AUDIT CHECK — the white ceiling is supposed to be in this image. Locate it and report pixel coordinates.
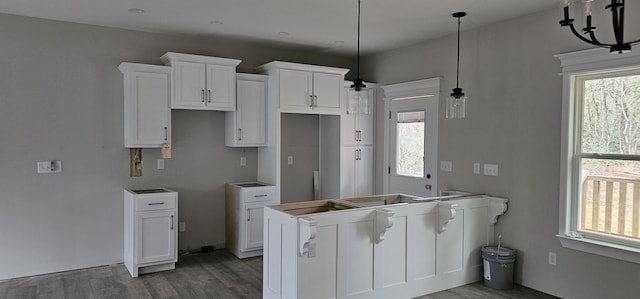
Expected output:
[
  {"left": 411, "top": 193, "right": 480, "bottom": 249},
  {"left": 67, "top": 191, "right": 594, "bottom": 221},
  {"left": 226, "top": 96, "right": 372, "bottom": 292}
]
[{"left": 0, "top": 0, "right": 560, "bottom": 55}]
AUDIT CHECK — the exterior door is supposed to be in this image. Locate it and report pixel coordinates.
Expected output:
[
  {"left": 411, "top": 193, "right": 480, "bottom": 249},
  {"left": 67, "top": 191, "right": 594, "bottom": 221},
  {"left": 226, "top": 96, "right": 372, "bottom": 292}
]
[{"left": 388, "top": 97, "right": 438, "bottom": 197}]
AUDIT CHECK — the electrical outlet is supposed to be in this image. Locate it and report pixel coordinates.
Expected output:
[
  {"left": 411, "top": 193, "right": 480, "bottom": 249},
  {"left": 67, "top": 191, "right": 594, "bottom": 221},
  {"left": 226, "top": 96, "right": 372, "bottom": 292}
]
[
  {"left": 440, "top": 161, "right": 452, "bottom": 172},
  {"left": 157, "top": 159, "right": 165, "bottom": 169},
  {"left": 287, "top": 156, "right": 294, "bottom": 165},
  {"left": 484, "top": 164, "right": 498, "bottom": 176},
  {"left": 240, "top": 156, "right": 246, "bottom": 166},
  {"left": 548, "top": 252, "right": 557, "bottom": 266},
  {"left": 179, "top": 222, "right": 186, "bottom": 232},
  {"left": 37, "top": 161, "right": 62, "bottom": 174},
  {"left": 473, "top": 163, "right": 480, "bottom": 174}
]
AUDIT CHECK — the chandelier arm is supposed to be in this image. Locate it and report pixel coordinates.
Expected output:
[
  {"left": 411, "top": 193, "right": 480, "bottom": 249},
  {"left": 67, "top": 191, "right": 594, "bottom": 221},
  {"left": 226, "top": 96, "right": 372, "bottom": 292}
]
[
  {"left": 611, "top": 4, "right": 624, "bottom": 45},
  {"left": 568, "top": 23, "right": 601, "bottom": 46}
]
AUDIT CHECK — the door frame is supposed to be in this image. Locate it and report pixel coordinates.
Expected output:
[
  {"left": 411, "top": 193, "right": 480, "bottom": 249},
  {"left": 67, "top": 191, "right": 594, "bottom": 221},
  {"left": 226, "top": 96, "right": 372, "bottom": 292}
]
[{"left": 380, "top": 78, "right": 441, "bottom": 195}]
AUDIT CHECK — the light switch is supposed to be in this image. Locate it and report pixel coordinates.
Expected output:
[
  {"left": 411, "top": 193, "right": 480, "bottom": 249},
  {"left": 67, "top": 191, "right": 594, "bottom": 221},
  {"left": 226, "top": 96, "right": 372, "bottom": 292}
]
[
  {"left": 440, "top": 161, "right": 452, "bottom": 172},
  {"left": 473, "top": 163, "right": 480, "bottom": 174},
  {"left": 240, "top": 156, "right": 246, "bottom": 166},
  {"left": 288, "top": 156, "right": 293, "bottom": 165}
]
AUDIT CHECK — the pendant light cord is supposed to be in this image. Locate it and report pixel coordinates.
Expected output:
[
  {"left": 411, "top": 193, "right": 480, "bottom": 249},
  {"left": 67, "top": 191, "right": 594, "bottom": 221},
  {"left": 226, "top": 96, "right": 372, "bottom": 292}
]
[
  {"left": 455, "top": 15, "right": 461, "bottom": 89},
  {"left": 357, "top": 0, "right": 361, "bottom": 79}
]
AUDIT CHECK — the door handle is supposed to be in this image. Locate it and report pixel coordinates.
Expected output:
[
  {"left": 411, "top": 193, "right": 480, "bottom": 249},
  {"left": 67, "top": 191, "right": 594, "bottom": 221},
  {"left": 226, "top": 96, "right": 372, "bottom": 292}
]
[
  {"left": 201, "top": 89, "right": 205, "bottom": 103},
  {"left": 425, "top": 184, "right": 432, "bottom": 190},
  {"left": 207, "top": 89, "right": 212, "bottom": 103},
  {"left": 170, "top": 215, "right": 174, "bottom": 230}
]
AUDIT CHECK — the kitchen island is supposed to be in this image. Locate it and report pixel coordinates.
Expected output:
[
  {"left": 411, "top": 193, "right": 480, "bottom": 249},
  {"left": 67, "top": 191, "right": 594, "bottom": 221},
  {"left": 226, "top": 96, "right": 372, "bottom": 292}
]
[{"left": 263, "top": 193, "right": 508, "bottom": 299}]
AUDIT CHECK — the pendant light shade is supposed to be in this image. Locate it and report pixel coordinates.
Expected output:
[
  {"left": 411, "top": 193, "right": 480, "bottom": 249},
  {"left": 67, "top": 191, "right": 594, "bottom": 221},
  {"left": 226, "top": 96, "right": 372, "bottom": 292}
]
[
  {"left": 348, "top": 0, "right": 368, "bottom": 115},
  {"left": 446, "top": 12, "right": 468, "bottom": 119}
]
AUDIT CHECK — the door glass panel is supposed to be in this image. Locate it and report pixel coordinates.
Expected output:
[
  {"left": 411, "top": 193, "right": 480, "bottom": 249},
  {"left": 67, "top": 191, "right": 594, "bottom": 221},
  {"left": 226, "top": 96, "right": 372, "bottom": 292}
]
[{"left": 396, "top": 111, "right": 425, "bottom": 177}]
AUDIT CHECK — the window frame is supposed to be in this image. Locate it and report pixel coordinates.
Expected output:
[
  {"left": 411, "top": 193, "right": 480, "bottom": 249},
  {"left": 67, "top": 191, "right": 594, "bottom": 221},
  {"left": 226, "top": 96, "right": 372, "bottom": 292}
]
[{"left": 557, "top": 48, "right": 640, "bottom": 263}]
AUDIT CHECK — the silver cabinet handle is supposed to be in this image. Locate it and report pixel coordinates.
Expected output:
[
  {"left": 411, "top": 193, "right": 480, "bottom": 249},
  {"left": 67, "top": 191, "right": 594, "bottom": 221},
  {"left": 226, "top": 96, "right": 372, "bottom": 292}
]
[
  {"left": 247, "top": 209, "right": 251, "bottom": 221},
  {"left": 309, "top": 95, "right": 314, "bottom": 108},
  {"left": 170, "top": 215, "right": 174, "bottom": 230},
  {"left": 254, "top": 194, "right": 268, "bottom": 197},
  {"left": 201, "top": 89, "right": 205, "bottom": 103},
  {"left": 148, "top": 202, "right": 165, "bottom": 206},
  {"left": 314, "top": 95, "right": 318, "bottom": 108},
  {"left": 207, "top": 89, "right": 212, "bottom": 103},
  {"left": 164, "top": 127, "right": 168, "bottom": 142},
  {"left": 238, "top": 128, "right": 242, "bottom": 141}
]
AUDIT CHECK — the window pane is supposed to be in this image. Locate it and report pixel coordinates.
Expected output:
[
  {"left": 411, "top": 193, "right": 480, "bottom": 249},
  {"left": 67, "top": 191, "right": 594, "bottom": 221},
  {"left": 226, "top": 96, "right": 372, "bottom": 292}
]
[
  {"left": 579, "top": 158, "right": 640, "bottom": 240},
  {"left": 396, "top": 111, "right": 424, "bottom": 177},
  {"left": 581, "top": 74, "right": 640, "bottom": 154}
]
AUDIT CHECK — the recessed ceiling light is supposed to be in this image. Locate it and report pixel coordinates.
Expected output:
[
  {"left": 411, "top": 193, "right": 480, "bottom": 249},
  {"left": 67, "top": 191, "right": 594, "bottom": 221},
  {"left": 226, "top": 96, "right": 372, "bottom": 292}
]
[
  {"left": 128, "top": 8, "right": 145, "bottom": 14},
  {"left": 277, "top": 32, "right": 290, "bottom": 36},
  {"left": 210, "top": 20, "right": 224, "bottom": 25}
]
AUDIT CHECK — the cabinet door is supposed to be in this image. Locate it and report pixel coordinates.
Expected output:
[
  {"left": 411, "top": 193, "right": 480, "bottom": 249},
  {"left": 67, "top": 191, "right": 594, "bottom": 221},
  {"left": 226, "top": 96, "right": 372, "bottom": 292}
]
[
  {"left": 357, "top": 88, "right": 375, "bottom": 146},
  {"left": 173, "top": 61, "right": 207, "bottom": 108},
  {"left": 340, "top": 147, "right": 357, "bottom": 198},
  {"left": 136, "top": 210, "right": 176, "bottom": 264},
  {"left": 243, "top": 202, "right": 267, "bottom": 251},
  {"left": 280, "top": 69, "right": 313, "bottom": 110},
  {"left": 313, "top": 72, "right": 342, "bottom": 110},
  {"left": 236, "top": 79, "right": 266, "bottom": 145},
  {"left": 125, "top": 70, "right": 170, "bottom": 147},
  {"left": 206, "top": 64, "right": 236, "bottom": 110},
  {"left": 356, "top": 147, "right": 374, "bottom": 197}
]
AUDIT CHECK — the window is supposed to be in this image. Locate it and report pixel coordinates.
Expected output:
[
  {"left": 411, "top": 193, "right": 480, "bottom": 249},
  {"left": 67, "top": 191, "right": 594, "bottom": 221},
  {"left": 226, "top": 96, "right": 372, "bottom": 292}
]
[
  {"left": 557, "top": 48, "right": 640, "bottom": 263},
  {"left": 396, "top": 111, "right": 425, "bottom": 177}
]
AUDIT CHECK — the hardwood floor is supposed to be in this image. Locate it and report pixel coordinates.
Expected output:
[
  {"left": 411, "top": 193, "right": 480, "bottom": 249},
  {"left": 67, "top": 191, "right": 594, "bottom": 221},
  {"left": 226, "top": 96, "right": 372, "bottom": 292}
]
[{"left": 0, "top": 250, "right": 556, "bottom": 299}]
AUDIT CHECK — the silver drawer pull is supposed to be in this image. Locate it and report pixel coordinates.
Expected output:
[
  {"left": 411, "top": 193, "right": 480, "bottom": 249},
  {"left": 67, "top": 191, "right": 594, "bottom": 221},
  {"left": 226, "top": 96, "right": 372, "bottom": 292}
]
[
  {"left": 254, "top": 194, "right": 268, "bottom": 197},
  {"left": 148, "top": 202, "right": 165, "bottom": 206}
]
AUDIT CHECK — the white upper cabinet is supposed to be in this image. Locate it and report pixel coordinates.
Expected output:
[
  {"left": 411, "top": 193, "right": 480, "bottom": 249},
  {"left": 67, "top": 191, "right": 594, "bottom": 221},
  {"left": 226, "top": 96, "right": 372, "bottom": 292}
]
[
  {"left": 160, "top": 52, "right": 241, "bottom": 111},
  {"left": 226, "top": 74, "right": 268, "bottom": 147},
  {"left": 258, "top": 61, "right": 348, "bottom": 115},
  {"left": 343, "top": 85, "right": 375, "bottom": 146},
  {"left": 119, "top": 63, "right": 171, "bottom": 148}
]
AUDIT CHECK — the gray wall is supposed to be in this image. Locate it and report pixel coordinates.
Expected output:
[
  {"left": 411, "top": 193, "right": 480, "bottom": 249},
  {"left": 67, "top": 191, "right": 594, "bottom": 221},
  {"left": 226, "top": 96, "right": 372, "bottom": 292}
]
[
  {"left": 0, "top": 13, "right": 354, "bottom": 279},
  {"left": 280, "top": 113, "right": 319, "bottom": 203},
  {"left": 364, "top": 7, "right": 640, "bottom": 299}
]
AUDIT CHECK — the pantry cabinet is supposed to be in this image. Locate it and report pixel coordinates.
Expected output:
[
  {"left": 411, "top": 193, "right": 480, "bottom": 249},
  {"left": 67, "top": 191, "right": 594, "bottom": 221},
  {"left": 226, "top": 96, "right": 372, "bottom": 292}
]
[
  {"left": 226, "top": 74, "right": 268, "bottom": 147},
  {"left": 124, "top": 188, "right": 178, "bottom": 277},
  {"left": 340, "top": 146, "right": 374, "bottom": 197},
  {"left": 342, "top": 86, "right": 375, "bottom": 146},
  {"left": 118, "top": 63, "right": 171, "bottom": 148},
  {"left": 258, "top": 61, "right": 348, "bottom": 115},
  {"left": 160, "top": 52, "right": 241, "bottom": 111}
]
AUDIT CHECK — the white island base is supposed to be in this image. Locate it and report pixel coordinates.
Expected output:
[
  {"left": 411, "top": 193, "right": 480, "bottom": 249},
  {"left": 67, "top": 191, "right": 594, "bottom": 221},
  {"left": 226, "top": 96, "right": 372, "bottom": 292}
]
[{"left": 263, "top": 194, "right": 508, "bottom": 299}]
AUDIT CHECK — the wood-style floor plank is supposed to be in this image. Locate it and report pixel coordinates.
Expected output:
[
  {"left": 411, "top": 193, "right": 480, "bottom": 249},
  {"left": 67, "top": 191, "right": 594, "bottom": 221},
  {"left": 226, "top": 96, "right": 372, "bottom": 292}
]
[{"left": 0, "top": 250, "right": 556, "bottom": 299}]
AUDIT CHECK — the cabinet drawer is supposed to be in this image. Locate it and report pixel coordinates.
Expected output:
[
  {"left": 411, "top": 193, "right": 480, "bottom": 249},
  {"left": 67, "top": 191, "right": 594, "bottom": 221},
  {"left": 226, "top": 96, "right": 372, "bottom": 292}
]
[
  {"left": 242, "top": 187, "right": 276, "bottom": 203},
  {"left": 136, "top": 194, "right": 177, "bottom": 211}
]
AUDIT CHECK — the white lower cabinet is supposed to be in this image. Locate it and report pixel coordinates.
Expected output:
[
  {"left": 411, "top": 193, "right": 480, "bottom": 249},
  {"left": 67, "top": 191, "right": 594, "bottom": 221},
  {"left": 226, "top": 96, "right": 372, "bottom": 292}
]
[
  {"left": 226, "top": 183, "right": 278, "bottom": 258},
  {"left": 124, "top": 188, "right": 178, "bottom": 277},
  {"left": 341, "top": 146, "right": 374, "bottom": 198}
]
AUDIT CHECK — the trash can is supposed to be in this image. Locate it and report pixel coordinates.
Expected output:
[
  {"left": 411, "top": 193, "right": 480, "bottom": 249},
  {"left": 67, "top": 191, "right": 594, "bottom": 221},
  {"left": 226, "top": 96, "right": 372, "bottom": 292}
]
[{"left": 481, "top": 246, "right": 516, "bottom": 290}]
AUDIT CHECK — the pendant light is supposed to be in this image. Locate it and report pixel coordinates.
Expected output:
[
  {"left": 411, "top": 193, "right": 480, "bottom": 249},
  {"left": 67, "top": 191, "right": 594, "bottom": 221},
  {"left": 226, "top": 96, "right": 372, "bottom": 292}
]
[
  {"left": 348, "top": 0, "right": 369, "bottom": 115},
  {"left": 446, "top": 12, "right": 468, "bottom": 119}
]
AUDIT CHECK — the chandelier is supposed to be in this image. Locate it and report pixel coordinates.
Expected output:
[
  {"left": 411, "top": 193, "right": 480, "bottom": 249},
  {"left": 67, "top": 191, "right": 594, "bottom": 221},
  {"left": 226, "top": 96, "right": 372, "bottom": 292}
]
[{"left": 560, "top": 0, "right": 640, "bottom": 54}]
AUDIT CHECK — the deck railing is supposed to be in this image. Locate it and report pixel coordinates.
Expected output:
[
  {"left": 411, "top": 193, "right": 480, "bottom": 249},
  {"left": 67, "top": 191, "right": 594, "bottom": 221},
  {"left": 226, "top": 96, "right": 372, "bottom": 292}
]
[{"left": 581, "top": 175, "right": 640, "bottom": 239}]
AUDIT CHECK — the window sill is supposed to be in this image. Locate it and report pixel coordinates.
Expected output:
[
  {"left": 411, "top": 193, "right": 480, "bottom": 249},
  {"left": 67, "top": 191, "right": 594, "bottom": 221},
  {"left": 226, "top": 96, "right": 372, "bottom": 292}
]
[{"left": 557, "top": 234, "right": 640, "bottom": 264}]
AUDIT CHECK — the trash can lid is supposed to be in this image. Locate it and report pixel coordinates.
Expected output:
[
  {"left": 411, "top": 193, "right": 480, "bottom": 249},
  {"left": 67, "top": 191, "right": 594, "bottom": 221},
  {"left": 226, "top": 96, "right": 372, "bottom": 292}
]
[{"left": 482, "top": 246, "right": 516, "bottom": 257}]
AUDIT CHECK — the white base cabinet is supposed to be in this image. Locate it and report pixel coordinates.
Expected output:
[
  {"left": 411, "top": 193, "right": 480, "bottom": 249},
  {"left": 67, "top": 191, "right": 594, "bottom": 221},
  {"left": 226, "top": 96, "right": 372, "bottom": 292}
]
[
  {"left": 118, "top": 63, "right": 171, "bottom": 148},
  {"left": 263, "top": 195, "right": 508, "bottom": 299},
  {"left": 225, "top": 183, "right": 278, "bottom": 258},
  {"left": 124, "top": 188, "right": 178, "bottom": 277}
]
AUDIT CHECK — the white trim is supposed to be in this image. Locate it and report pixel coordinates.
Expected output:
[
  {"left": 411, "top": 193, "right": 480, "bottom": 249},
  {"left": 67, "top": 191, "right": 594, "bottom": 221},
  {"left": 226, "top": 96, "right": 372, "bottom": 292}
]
[
  {"left": 557, "top": 47, "right": 640, "bottom": 263},
  {"left": 381, "top": 78, "right": 440, "bottom": 195}
]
